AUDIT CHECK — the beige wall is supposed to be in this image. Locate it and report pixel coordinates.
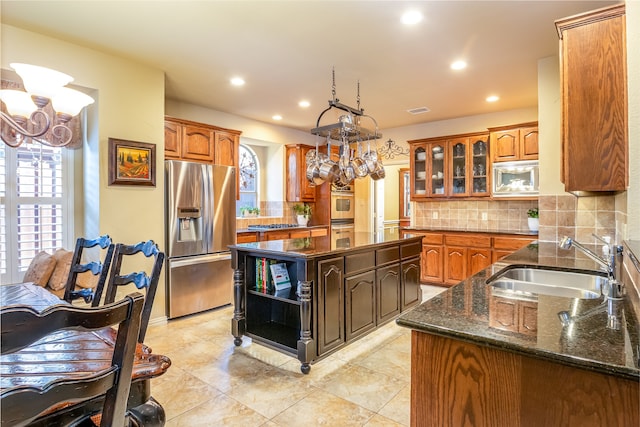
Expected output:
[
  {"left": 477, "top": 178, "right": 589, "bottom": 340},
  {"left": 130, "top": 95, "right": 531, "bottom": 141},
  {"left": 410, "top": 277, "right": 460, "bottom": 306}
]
[
  {"left": 537, "top": 56, "right": 564, "bottom": 195},
  {"left": 627, "top": 1, "right": 639, "bottom": 239},
  {"left": 2, "top": 25, "right": 166, "bottom": 319}
]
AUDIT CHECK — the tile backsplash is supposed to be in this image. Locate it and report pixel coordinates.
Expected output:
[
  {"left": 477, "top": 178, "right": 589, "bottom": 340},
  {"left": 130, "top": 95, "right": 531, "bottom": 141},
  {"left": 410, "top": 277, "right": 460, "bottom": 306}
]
[
  {"left": 537, "top": 194, "right": 623, "bottom": 245},
  {"left": 412, "top": 200, "right": 538, "bottom": 233}
]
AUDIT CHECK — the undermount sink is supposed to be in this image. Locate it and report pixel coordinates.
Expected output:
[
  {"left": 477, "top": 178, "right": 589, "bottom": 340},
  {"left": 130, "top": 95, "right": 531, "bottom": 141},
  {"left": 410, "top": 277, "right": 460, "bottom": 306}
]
[{"left": 487, "top": 266, "right": 606, "bottom": 300}]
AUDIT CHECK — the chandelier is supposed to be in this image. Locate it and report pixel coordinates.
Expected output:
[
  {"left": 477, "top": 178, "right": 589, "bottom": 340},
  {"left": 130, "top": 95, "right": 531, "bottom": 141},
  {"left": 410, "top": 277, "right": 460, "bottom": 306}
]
[
  {"left": 378, "top": 138, "right": 409, "bottom": 160},
  {"left": 308, "top": 69, "right": 385, "bottom": 186},
  {"left": 0, "top": 63, "right": 94, "bottom": 148}
]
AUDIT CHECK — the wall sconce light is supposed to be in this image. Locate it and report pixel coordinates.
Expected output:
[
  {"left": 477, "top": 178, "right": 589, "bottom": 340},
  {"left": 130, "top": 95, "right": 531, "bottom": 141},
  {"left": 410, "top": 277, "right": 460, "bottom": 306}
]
[
  {"left": 0, "top": 63, "right": 94, "bottom": 148},
  {"left": 378, "top": 138, "right": 409, "bottom": 160}
]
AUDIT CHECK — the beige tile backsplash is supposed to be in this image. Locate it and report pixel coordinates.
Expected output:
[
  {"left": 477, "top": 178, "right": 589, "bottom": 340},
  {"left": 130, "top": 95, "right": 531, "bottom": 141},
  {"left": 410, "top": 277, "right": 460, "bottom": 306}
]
[
  {"left": 412, "top": 200, "right": 538, "bottom": 233},
  {"left": 537, "top": 194, "right": 625, "bottom": 245}
]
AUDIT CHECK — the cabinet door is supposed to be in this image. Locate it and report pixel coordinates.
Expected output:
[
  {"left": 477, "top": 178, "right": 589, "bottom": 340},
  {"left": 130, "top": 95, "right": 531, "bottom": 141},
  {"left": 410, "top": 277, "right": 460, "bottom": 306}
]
[
  {"left": 376, "top": 264, "right": 401, "bottom": 324},
  {"left": 164, "top": 121, "right": 181, "bottom": 159},
  {"left": 428, "top": 142, "right": 447, "bottom": 197},
  {"left": 215, "top": 130, "right": 240, "bottom": 199},
  {"left": 286, "top": 145, "right": 316, "bottom": 202},
  {"left": 181, "top": 124, "right": 215, "bottom": 162},
  {"left": 345, "top": 270, "right": 376, "bottom": 342},
  {"left": 470, "top": 135, "right": 490, "bottom": 196},
  {"left": 214, "top": 131, "right": 238, "bottom": 167},
  {"left": 264, "top": 230, "right": 290, "bottom": 241},
  {"left": 401, "top": 257, "right": 421, "bottom": 310},
  {"left": 449, "top": 138, "right": 469, "bottom": 197},
  {"left": 520, "top": 127, "right": 539, "bottom": 160},
  {"left": 237, "top": 232, "right": 258, "bottom": 243},
  {"left": 468, "top": 248, "right": 491, "bottom": 277},
  {"left": 421, "top": 244, "right": 443, "bottom": 283},
  {"left": 410, "top": 144, "right": 428, "bottom": 199},
  {"left": 444, "top": 246, "right": 467, "bottom": 285},
  {"left": 557, "top": 4, "right": 627, "bottom": 192},
  {"left": 490, "top": 130, "right": 519, "bottom": 162},
  {"left": 317, "top": 257, "right": 344, "bottom": 355}
]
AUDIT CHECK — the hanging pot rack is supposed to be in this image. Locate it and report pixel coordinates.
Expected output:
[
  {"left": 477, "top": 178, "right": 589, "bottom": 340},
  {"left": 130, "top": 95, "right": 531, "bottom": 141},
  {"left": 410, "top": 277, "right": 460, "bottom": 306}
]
[{"left": 306, "top": 68, "right": 385, "bottom": 186}]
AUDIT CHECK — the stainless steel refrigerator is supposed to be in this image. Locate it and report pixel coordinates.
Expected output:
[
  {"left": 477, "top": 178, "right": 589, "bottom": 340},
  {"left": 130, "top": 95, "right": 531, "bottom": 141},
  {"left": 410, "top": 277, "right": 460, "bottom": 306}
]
[{"left": 165, "top": 160, "right": 236, "bottom": 318}]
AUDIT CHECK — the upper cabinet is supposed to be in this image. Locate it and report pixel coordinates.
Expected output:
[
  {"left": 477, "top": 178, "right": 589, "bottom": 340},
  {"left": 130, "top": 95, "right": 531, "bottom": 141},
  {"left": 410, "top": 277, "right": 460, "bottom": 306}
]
[
  {"left": 489, "top": 122, "right": 538, "bottom": 163},
  {"left": 286, "top": 144, "right": 316, "bottom": 202},
  {"left": 164, "top": 116, "right": 242, "bottom": 197},
  {"left": 556, "top": 4, "right": 627, "bottom": 192},
  {"left": 409, "top": 133, "right": 489, "bottom": 200}
]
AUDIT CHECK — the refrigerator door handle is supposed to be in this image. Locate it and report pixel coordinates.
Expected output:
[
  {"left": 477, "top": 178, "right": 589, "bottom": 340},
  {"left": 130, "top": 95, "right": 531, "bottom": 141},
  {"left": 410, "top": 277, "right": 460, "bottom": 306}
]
[{"left": 169, "top": 252, "right": 231, "bottom": 268}]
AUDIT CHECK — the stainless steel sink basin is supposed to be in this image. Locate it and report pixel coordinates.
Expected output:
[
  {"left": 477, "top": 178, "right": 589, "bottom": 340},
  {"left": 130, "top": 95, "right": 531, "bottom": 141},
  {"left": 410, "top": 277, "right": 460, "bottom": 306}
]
[{"left": 487, "top": 266, "right": 606, "bottom": 300}]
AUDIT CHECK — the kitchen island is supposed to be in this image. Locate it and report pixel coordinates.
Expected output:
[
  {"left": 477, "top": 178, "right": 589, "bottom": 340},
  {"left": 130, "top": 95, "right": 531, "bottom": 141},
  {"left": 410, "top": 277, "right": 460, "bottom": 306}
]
[
  {"left": 397, "top": 241, "right": 639, "bottom": 426},
  {"left": 230, "top": 231, "right": 423, "bottom": 373}
]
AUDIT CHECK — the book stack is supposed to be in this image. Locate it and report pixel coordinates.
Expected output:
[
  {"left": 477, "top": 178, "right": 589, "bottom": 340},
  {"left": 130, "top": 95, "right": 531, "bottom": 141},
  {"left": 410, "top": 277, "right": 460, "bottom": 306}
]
[
  {"left": 255, "top": 258, "right": 292, "bottom": 297},
  {"left": 255, "top": 258, "right": 275, "bottom": 293}
]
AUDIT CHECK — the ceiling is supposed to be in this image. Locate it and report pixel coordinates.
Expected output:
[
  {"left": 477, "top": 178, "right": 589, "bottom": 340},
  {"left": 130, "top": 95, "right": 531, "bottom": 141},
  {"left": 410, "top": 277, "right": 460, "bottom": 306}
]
[{"left": 1, "top": 0, "right": 618, "bottom": 133}]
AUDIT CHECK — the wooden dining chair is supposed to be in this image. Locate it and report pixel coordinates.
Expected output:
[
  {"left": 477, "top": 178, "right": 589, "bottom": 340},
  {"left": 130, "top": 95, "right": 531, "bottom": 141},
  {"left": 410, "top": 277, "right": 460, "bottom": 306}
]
[
  {"left": 63, "top": 234, "right": 115, "bottom": 304},
  {"left": 93, "top": 240, "right": 165, "bottom": 343},
  {"left": 0, "top": 292, "right": 144, "bottom": 427}
]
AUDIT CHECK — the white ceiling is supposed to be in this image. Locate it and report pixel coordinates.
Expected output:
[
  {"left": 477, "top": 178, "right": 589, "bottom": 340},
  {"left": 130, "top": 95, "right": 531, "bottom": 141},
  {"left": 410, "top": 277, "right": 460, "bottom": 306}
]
[{"left": 1, "top": 0, "right": 618, "bottom": 132}]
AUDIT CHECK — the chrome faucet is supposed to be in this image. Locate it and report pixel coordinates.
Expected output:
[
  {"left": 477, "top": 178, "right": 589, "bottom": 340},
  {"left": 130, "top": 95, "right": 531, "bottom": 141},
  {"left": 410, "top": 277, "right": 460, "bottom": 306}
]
[{"left": 558, "top": 234, "right": 624, "bottom": 299}]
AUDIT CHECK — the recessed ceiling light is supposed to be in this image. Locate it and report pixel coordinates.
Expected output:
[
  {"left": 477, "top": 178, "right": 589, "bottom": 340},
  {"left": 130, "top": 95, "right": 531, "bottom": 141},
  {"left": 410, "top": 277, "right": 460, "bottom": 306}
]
[
  {"left": 230, "top": 77, "right": 245, "bottom": 86},
  {"left": 298, "top": 100, "right": 310, "bottom": 108},
  {"left": 272, "top": 115, "right": 282, "bottom": 121},
  {"left": 451, "top": 60, "right": 467, "bottom": 70},
  {"left": 401, "top": 10, "right": 423, "bottom": 25},
  {"left": 486, "top": 95, "right": 499, "bottom": 103},
  {"left": 407, "top": 107, "right": 430, "bottom": 115}
]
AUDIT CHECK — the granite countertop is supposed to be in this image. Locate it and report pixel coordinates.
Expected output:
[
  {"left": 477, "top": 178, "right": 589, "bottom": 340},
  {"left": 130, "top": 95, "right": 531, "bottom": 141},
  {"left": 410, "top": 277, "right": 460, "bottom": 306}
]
[
  {"left": 401, "top": 226, "right": 539, "bottom": 237},
  {"left": 230, "top": 229, "right": 420, "bottom": 258},
  {"left": 397, "top": 241, "right": 640, "bottom": 381}
]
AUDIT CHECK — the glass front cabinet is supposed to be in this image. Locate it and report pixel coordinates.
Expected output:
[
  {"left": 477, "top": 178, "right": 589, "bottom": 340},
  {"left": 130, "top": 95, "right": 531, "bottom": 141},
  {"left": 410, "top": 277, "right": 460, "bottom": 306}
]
[{"left": 409, "top": 133, "right": 489, "bottom": 200}]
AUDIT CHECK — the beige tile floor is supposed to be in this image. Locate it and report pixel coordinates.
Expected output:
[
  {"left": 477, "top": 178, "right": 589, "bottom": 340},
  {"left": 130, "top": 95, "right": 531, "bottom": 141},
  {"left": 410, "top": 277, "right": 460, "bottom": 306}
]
[{"left": 145, "top": 285, "right": 445, "bottom": 426}]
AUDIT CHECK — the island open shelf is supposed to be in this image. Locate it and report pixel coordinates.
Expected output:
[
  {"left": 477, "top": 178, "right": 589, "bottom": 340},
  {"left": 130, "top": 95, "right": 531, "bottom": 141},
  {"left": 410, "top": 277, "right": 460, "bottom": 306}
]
[{"left": 230, "top": 232, "right": 423, "bottom": 373}]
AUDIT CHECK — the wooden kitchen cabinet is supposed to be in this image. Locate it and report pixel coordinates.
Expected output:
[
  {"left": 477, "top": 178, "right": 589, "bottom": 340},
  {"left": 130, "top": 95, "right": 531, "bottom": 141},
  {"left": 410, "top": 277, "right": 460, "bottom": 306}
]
[
  {"left": 164, "top": 120, "right": 181, "bottom": 159},
  {"left": 489, "top": 122, "right": 538, "bottom": 163},
  {"left": 286, "top": 144, "right": 316, "bottom": 202},
  {"left": 316, "top": 257, "right": 345, "bottom": 355},
  {"left": 164, "top": 116, "right": 242, "bottom": 197},
  {"left": 376, "top": 264, "right": 401, "bottom": 324},
  {"left": 214, "top": 130, "right": 239, "bottom": 168},
  {"left": 181, "top": 123, "right": 215, "bottom": 162},
  {"left": 492, "top": 236, "right": 534, "bottom": 263},
  {"left": 409, "top": 132, "right": 489, "bottom": 199},
  {"left": 237, "top": 232, "right": 258, "bottom": 243},
  {"left": 345, "top": 271, "right": 376, "bottom": 341},
  {"left": 556, "top": 4, "right": 627, "bottom": 192},
  {"left": 401, "top": 230, "right": 534, "bottom": 287}
]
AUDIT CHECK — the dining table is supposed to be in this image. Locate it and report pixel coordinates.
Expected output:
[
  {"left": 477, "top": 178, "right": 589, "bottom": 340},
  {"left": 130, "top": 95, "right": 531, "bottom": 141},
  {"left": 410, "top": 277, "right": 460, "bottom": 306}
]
[{"left": 0, "top": 282, "right": 171, "bottom": 426}]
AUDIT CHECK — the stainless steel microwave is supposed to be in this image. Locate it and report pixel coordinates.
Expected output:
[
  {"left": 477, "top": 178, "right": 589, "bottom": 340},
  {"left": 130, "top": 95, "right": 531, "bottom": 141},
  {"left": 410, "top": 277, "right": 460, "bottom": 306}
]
[{"left": 492, "top": 160, "right": 539, "bottom": 197}]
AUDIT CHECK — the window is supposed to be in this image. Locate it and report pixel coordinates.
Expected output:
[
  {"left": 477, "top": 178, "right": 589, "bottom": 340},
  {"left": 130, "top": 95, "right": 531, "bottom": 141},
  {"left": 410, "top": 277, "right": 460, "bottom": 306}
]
[
  {"left": 0, "top": 143, "right": 74, "bottom": 284},
  {"left": 237, "top": 144, "right": 259, "bottom": 216}
]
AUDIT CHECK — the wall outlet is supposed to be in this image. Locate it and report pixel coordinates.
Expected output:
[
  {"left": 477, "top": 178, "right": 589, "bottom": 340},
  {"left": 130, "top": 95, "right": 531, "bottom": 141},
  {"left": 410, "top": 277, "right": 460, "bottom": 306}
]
[
  {"left": 481, "top": 212, "right": 488, "bottom": 221},
  {"left": 432, "top": 211, "right": 438, "bottom": 219}
]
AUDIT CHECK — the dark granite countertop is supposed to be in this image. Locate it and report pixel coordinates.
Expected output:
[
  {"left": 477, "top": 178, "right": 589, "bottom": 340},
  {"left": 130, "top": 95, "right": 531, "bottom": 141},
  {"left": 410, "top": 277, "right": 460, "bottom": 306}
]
[
  {"left": 230, "top": 229, "right": 420, "bottom": 258},
  {"left": 397, "top": 241, "right": 640, "bottom": 381},
  {"left": 401, "top": 226, "right": 539, "bottom": 237}
]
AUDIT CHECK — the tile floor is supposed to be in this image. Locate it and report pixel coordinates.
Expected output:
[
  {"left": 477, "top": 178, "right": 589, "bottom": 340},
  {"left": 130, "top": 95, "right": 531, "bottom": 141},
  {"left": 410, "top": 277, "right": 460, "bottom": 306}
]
[{"left": 145, "top": 285, "right": 446, "bottom": 426}]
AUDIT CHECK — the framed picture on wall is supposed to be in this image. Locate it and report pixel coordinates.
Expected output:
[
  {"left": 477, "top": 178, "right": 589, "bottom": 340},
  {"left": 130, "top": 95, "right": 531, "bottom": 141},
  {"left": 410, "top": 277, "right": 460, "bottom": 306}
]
[{"left": 108, "top": 138, "right": 156, "bottom": 187}]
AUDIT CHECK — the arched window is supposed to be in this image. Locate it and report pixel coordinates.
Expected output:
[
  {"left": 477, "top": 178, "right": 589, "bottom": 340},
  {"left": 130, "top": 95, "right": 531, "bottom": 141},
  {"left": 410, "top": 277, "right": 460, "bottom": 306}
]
[{"left": 237, "top": 144, "right": 259, "bottom": 216}]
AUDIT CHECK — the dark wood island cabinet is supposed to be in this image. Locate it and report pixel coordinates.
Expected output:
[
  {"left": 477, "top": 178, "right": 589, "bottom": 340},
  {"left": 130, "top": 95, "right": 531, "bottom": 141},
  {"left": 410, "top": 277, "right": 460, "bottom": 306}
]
[{"left": 229, "top": 232, "right": 422, "bottom": 373}]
